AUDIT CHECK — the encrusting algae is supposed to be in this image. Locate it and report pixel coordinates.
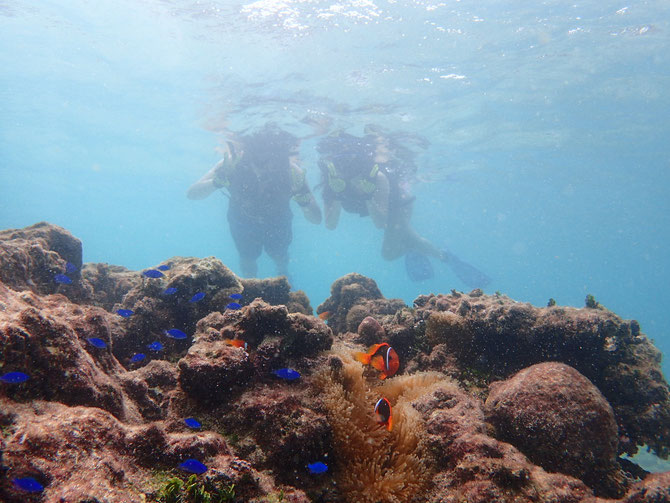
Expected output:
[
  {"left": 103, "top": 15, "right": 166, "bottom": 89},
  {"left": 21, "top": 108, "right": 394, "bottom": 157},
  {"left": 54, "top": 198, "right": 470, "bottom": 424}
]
[{"left": 315, "top": 343, "right": 452, "bottom": 503}]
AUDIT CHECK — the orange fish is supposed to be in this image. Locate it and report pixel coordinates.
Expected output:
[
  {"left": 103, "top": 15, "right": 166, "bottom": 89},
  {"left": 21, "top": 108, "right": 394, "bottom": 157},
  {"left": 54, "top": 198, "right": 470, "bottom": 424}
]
[
  {"left": 224, "top": 339, "right": 248, "bottom": 350},
  {"left": 374, "top": 397, "right": 393, "bottom": 431},
  {"left": 318, "top": 311, "right": 331, "bottom": 320},
  {"left": 355, "top": 343, "right": 399, "bottom": 379}
]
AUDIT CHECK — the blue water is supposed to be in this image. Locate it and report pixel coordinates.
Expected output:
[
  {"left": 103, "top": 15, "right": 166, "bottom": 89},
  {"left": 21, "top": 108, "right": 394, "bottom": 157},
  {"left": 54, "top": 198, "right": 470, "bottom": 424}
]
[{"left": 1, "top": 0, "right": 669, "bottom": 382}]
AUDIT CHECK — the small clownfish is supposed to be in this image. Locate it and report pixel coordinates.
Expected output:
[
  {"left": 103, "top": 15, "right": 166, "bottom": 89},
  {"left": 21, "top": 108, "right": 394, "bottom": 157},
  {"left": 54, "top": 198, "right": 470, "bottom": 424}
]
[
  {"left": 225, "top": 339, "right": 248, "bottom": 350},
  {"left": 318, "top": 311, "right": 331, "bottom": 321},
  {"left": 374, "top": 397, "right": 393, "bottom": 431},
  {"left": 354, "top": 343, "right": 399, "bottom": 379}
]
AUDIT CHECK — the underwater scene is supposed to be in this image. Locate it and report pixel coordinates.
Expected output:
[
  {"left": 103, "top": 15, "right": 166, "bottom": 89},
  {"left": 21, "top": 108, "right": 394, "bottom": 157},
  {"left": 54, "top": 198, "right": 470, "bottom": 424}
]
[{"left": 1, "top": 1, "right": 669, "bottom": 501}]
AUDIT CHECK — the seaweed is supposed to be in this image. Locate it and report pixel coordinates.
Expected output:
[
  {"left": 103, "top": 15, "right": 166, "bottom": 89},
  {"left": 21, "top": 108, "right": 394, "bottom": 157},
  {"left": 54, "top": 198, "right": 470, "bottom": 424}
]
[
  {"left": 585, "top": 294, "right": 600, "bottom": 309},
  {"left": 153, "top": 475, "right": 236, "bottom": 503}
]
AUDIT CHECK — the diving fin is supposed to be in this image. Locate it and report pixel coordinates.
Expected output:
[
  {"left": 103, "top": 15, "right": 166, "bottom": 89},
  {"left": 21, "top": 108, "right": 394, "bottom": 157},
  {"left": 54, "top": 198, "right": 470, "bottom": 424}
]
[
  {"left": 442, "top": 250, "right": 491, "bottom": 289},
  {"left": 405, "top": 251, "right": 434, "bottom": 282}
]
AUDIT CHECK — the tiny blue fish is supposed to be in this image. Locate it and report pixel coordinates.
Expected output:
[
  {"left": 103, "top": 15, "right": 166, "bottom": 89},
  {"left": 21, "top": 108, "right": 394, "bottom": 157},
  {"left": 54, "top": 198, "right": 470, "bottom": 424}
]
[
  {"left": 226, "top": 302, "right": 241, "bottom": 310},
  {"left": 157, "top": 264, "right": 171, "bottom": 271},
  {"left": 165, "top": 329, "right": 188, "bottom": 339},
  {"left": 116, "top": 309, "right": 134, "bottom": 317},
  {"left": 65, "top": 262, "right": 78, "bottom": 273},
  {"left": 178, "top": 459, "right": 208, "bottom": 474},
  {"left": 163, "top": 287, "right": 178, "bottom": 295},
  {"left": 307, "top": 462, "right": 328, "bottom": 474},
  {"left": 274, "top": 368, "right": 300, "bottom": 380},
  {"left": 189, "top": 292, "right": 205, "bottom": 303},
  {"left": 184, "top": 417, "right": 201, "bottom": 429},
  {"left": 130, "top": 353, "right": 146, "bottom": 363},
  {"left": 142, "top": 269, "right": 164, "bottom": 278},
  {"left": 87, "top": 337, "right": 107, "bottom": 348},
  {"left": 147, "top": 341, "right": 163, "bottom": 351},
  {"left": 0, "top": 371, "right": 30, "bottom": 384},
  {"left": 229, "top": 293, "right": 242, "bottom": 300},
  {"left": 12, "top": 477, "right": 44, "bottom": 492},
  {"left": 54, "top": 274, "right": 72, "bottom": 284}
]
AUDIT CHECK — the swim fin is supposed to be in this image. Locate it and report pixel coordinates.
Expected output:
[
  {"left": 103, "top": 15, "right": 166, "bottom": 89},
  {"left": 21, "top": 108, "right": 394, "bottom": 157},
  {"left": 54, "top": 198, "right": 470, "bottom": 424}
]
[
  {"left": 405, "top": 251, "right": 434, "bottom": 282},
  {"left": 441, "top": 249, "right": 491, "bottom": 289}
]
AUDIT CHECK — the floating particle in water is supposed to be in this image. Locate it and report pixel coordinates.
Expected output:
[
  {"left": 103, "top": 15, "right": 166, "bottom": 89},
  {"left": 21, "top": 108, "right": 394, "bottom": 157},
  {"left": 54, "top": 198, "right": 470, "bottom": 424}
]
[
  {"left": 226, "top": 302, "right": 241, "bottom": 310},
  {"left": 307, "top": 462, "right": 328, "bottom": 474},
  {"left": 142, "top": 269, "right": 164, "bottom": 278},
  {"left": 178, "top": 459, "right": 208, "bottom": 474},
  {"left": 130, "top": 353, "right": 146, "bottom": 363},
  {"left": 184, "top": 417, "right": 201, "bottom": 429},
  {"left": 116, "top": 309, "right": 134, "bottom": 317},
  {"left": 164, "top": 329, "right": 188, "bottom": 339},
  {"left": 54, "top": 274, "right": 72, "bottom": 284},
  {"left": 87, "top": 338, "right": 107, "bottom": 349},
  {"left": 0, "top": 371, "right": 30, "bottom": 384},
  {"left": 274, "top": 368, "right": 300, "bottom": 380},
  {"left": 12, "top": 477, "right": 44, "bottom": 492},
  {"left": 189, "top": 292, "right": 205, "bottom": 303}
]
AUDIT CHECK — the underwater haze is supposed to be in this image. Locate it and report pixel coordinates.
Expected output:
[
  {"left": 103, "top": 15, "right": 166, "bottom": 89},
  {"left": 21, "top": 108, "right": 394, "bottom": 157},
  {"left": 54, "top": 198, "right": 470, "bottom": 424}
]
[{"left": 1, "top": 0, "right": 669, "bottom": 383}]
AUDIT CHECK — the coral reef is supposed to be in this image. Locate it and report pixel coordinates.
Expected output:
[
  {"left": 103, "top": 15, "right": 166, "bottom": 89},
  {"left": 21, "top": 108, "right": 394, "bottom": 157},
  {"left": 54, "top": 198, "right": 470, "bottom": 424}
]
[
  {"left": 413, "top": 290, "right": 670, "bottom": 458},
  {"left": 0, "top": 222, "right": 83, "bottom": 296},
  {"left": 240, "top": 276, "right": 313, "bottom": 314},
  {"left": 1, "top": 222, "right": 670, "bottom": 503}
]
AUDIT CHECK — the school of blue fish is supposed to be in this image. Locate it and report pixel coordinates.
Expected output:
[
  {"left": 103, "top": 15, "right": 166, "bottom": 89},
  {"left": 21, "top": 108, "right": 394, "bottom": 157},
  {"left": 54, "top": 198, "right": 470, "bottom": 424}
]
[{"left": 2, "top": 261, "right": 403, "bottom": 493}]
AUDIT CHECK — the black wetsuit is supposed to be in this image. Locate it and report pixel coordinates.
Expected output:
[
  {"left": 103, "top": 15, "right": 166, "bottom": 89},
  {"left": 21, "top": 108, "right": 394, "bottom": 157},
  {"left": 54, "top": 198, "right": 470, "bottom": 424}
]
[{"left": 227, "top": 156, "right": 293, "bottom": 261}]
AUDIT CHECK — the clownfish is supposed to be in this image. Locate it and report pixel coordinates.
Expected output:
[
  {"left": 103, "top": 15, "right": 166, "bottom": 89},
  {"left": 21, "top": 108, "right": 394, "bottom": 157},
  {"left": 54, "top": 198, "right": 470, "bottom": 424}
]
[
  {"left": 224, "top": 339, "right": 248, "bottom": 350},
  {"left": 354, "top": 343, "right": 399, "bottom": 379},
  {"left": 374, "top": 397, "right": 393, "bottom": 431}
]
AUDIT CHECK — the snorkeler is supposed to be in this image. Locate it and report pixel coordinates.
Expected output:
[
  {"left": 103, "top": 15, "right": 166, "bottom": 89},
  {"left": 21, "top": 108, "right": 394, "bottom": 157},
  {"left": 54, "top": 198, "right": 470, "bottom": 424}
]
[
  {"left": 316, "top": 126, "right": 489, "bottom": 288},
  {"left": 187, "top": 123, "right": 322, "bottom": 278}
]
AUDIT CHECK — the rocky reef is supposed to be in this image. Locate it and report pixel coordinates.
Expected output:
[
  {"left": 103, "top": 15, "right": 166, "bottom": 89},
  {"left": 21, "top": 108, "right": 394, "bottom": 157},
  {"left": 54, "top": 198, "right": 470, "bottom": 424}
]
[{"left": 1, "top": 222, "right": 669, "bottom": 502}]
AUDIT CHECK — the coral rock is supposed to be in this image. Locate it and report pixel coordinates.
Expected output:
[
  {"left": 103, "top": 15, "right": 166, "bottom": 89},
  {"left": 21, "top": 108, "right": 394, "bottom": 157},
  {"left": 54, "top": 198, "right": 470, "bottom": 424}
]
[
  {"left": 357, "top": 315, "right": 385, "bottom": 345},
  {"left": 0, "top": 283, "right": 140, "bottom": 421},
  {"left": 622, "top": 471, "right": 670, "bottom": 502},
  {"left": 224, "top": 386, "right": 332, "bottom": 486},
  {"left": 0, "top": 222, "right": 83, "bottom": 297},
  {"left": 485, "top": 362, "right": 624, "bottom": 497},
  {"left": 241, "top": 276, "right": 291, "bottom": 307},
  {"left": 418, "top": 292, "right": 670, "bottom": 460},
  {"left": 110, "top": 256, "right": 241, "bottom": 361},
  {"left": 81, "top": 262, "right": 139, "bottom": 310},
  {"left": 316, "top": 273, "right": 385, "bottom": 333},
  {"left": 178, "top": 339, "right": 253, "bottom": 403}
]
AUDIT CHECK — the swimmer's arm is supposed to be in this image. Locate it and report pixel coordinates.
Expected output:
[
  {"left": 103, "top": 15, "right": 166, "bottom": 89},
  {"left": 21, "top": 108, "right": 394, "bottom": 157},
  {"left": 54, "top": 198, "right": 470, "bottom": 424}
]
[
  {"left": 186, "top": 156, "right": 230, "bottom": 200},
  {"left": 291, "top": 163, "right": 322, "bottom": 224},
  {"left": 367, "top": 171, "right": 390, "bottom": 229}
]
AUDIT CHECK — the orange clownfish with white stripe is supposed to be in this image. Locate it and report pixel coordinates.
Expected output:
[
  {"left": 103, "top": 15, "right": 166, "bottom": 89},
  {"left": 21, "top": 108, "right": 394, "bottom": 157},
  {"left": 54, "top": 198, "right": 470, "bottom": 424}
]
[
  {"left": 374, "top": 397, "right": 393, "bottom": 431},
  {"left": 354, "top": 343, "right": 399, "bottom": 380}
]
